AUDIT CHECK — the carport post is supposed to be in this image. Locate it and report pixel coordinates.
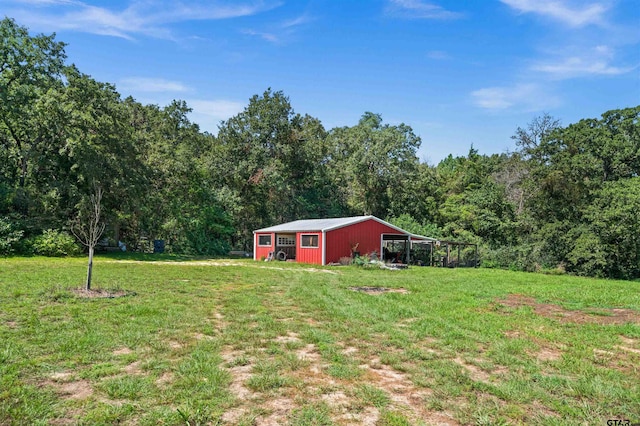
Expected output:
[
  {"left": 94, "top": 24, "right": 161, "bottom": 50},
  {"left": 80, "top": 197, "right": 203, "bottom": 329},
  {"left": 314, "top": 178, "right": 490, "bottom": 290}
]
[{"left": 405, "top": 238, "right": 410, "bottom": 264}]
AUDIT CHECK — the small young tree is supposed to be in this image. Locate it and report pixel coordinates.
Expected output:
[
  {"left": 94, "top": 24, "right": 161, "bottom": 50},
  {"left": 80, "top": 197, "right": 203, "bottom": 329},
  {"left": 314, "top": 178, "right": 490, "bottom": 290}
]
[{"left": 72, "top": 185, "right": 106, "bottom": 290}]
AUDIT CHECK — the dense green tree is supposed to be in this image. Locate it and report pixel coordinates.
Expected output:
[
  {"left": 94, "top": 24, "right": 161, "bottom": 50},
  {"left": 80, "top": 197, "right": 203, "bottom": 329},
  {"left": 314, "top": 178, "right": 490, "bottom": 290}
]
[
  {"left": 0, "top": 17, "right": 66, "bottom": 216},
  {"left": 584, "top": 178, "right": 640, "bottom": 279},
  {"left": 37, "top": 68, "right": 145, "bottom": 219},
  {"left": 216, "top": 89, "right": 334, "bottom": 248},
  {"left": 326, "top": 112, "right": 421, "bottom": 218},
  {"left": 124, "top": 99, "right": 232, "bottom": 254}
]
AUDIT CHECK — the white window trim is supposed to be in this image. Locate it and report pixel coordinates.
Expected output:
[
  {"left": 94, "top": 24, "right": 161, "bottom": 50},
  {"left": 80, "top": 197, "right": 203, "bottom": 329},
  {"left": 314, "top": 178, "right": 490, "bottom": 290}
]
[
  {"left": 277, "top": 235, "right": 296, "bottom": 247},
  {"left": 258, "top": 235, "right": 272, "bottom": 247},
  {"left": 300, "top": 234, "right": 320, "bottom": 248}
]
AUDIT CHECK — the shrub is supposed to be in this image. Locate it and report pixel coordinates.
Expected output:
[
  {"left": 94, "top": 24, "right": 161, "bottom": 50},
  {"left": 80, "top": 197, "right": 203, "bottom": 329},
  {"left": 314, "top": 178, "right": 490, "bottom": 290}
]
[
  {"left": 31, "top": 229, "right": 82, "bottom": 257},
  {"left": 0, "top": 217, "right": 23, "bottom": 256}
]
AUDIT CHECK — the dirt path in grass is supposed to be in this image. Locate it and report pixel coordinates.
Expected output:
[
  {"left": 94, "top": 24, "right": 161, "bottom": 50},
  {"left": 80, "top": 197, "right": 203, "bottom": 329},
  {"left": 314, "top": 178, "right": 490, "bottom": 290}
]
[
  {"left": 215, "top": 311, "right": 459, "bottom": 425},
  {"left": 498, "top": 294, "right": 640, "bottom": 324},
  {"left": 100, "top": 259, "right": 339, "bottom": 274}
]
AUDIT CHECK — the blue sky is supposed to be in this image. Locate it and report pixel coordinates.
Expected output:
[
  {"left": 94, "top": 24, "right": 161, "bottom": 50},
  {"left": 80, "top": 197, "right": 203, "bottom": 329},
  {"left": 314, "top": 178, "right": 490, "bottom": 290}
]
[{"left": 2, "top": 0, "right": 639, "bottom": 163}]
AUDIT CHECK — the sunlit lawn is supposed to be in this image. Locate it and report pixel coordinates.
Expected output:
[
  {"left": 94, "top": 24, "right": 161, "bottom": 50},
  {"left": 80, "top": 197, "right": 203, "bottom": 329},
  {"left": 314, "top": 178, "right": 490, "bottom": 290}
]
[{"left": 1, "top": 255, "right": 639, "bottom": 425}]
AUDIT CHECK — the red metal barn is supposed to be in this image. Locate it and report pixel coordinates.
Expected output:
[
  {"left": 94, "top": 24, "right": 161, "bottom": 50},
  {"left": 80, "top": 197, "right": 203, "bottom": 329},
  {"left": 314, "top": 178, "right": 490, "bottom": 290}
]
[{"left": 253, "top": 216, "right": 435, "bottom": 265}]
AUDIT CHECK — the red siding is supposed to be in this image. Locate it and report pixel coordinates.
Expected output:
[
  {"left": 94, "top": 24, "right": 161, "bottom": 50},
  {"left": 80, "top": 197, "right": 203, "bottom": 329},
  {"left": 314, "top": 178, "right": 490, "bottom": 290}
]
[
  {"left": 254, "top": 232, "right": 275, "bottom": 261},
  {"left": 296, "top": 232, "right": 323, "bottom": 264},
  {"left": 325, "top": 219, "right": 404, "bottom": 264}
]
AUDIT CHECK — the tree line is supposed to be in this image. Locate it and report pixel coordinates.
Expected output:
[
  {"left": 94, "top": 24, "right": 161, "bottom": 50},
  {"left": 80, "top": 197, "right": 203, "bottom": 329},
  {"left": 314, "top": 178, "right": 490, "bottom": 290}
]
[{"left": 1, "top": 18, "right": 639, "bottom": 279}]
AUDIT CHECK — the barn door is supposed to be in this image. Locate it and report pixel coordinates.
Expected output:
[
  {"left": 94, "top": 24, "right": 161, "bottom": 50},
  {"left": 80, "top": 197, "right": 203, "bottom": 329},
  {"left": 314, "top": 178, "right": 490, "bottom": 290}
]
[{"left": 276, "top": 234, "right": 296, "bottom": 260}]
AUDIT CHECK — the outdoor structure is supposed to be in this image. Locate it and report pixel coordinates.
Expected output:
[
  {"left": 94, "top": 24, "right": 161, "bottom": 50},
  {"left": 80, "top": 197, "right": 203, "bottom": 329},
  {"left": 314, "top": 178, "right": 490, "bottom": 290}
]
[{"left": 253, "top": 215, "right": 478, "bottom": 266}]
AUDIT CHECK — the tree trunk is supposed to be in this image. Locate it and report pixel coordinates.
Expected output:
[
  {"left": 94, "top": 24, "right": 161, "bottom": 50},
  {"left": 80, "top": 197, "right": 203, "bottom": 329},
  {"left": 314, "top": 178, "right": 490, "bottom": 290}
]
[{"left": 86, "top": 246, "right": 94, "bottom": 291}]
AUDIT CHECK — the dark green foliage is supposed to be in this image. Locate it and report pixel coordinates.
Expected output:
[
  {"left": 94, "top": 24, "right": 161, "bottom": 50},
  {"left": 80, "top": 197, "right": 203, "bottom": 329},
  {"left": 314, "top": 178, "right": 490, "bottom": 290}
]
[
  {"left": 30, "top": 229, "right": 81, "bottom": 257},
  {"left": 326, "top": 112, "right": 421, "bottom": 218},
  {"left": 585, "top": 177, "right": 640, "bottom": 279},
  {"left": 387, "top": 213, "right": 441, "bottom": 239},
  {"left": 0, "top": 216, "right": 23, "bottom": 255},
  {"left": 1, "top": 18, "right": 639, "bottom": 278}
]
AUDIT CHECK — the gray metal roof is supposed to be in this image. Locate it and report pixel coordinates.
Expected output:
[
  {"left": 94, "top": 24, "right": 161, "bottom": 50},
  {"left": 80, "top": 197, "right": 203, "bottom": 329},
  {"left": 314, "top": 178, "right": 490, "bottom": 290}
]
[
  {"left": 254, "top": 216, "right": 372, "bottom": 233},
  {"left": 254, "top": 215, "right": 437, "bottom": 242}
]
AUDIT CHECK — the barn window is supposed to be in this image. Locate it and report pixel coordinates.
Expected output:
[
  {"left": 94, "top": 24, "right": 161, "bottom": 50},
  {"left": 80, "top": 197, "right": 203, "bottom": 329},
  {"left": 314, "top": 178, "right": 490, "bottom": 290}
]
[
  {"left": 301, "top": 234, "right": 319, "bottom": 248},
  {"left": 258, "top": 235, "right": 272, "bottom": 246},
  {"left": 277, "top": 235, "right": 296, "bottom": 246}
]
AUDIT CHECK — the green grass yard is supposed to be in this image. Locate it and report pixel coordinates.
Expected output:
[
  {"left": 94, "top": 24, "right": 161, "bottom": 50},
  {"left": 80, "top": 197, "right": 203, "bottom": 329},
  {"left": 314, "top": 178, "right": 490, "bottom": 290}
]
[{"left": 1, "top": 255, "right": 639, "bottom": 425}]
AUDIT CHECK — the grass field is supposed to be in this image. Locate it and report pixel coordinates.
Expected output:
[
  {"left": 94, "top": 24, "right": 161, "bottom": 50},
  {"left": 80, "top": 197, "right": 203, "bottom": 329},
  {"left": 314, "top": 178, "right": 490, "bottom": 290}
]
[{"left": 1, "top": 255, "right": 639, "bottom": 425}]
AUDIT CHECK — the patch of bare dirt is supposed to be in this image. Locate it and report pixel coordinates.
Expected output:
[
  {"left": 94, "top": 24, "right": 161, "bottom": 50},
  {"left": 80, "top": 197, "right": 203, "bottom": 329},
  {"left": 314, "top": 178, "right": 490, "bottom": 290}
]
[
  {"left": 275, "top": 332, "right": 301, "bottom": 344},
  {"left": 420, "top": 411, "right": 460, "bottom": 425},
  {"left": 342, "top": 346, "right": 358, "bottom": 355},
  {"left": 228, "top": 364, "right": 253, "bottom": 400},
  {"left": 321, "top": 390, "right": 351, "bottom": 407},
  {"left": 5, "top": 320, "right": 18, "bottom": 328},
  {"left": 44, "top": 375, "right": 93, "bottom": 400},
  {"left": 58, "top": 380, "right": 93, "bottom": 400},
  {"left": 221, "top": 407, "right": 249, "bottom": 424},
  {"left": 71, "top": 288, "right": 134, "bottom": 299},
  {"left": 295, "top": 344, "right": 325, "bottom": 375},
  {"left": 193, "top": 332, "right": 213, "bottom": 341},
  {"left": 221, "top": 346, "right": 255, "bottom": 402},
  {"left": 397, "top": 317, "right": 418, "bottom": 328},
  {"left": 255, "top": 397, "right": 296, "bottom": 425},
  {"left": 112, "top": 347, "right": 132, "bottom": 356},
  {"left": 218, "top": 337, "right": 465, "bottom": 426},
  {"left": 304, "top": 317, "right": 321, "bottom": 326},
  {"left": 50, "top": 371, "right": 73, "bottom": 381},
  {"left": 452, "top": 357, "right": 491, "bottom": 383},
  {"left": 123, "top": 361, "right": 143, "bottom": 375},
  {"left": 47, "top": 409, "right": 83, "bottom": 426},
  {"left": 616, "top": 336, "right": 640, "bottom": 355},
  {"left": 155, "top": 372, "right": 173, "bottom": 387},
  {"left": 349, "top": 287, "right": 409, "bottom": 295},
  {"left": 617, "top": 345, "right": 640, "bottom": 355},
  {"left": 535, "top": 348, "right": 562, "bottom": 362},
  {"left": 335, "top": 406, "right": 380, "bottom": 425},
  {"left": 359, "top": 357, "right": 433, "bottom": 422},
  {"left": 497, "top": 294, "right": 640, "bottom": 325},
  {"left": 168, "top": 340, "right": 182, "bottom": 349},
  {"left": 212, "top": 310, "right": 229, "bottom": 334},
  {"left": 620, "top": 335, "right": 638, "bottom": 345},
  {"left": 48, "top": 416, "right": 76, "bottom": 426}
]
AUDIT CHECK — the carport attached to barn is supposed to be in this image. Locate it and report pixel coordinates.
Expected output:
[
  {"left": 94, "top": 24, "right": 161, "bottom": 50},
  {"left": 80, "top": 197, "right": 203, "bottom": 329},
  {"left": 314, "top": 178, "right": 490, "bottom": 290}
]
[{"left": 253, "top": 216, "right": 437, "bottom": 265}]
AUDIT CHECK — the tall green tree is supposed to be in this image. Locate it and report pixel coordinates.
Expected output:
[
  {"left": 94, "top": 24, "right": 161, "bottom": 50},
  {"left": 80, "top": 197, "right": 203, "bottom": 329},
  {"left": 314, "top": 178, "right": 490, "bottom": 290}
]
[
  {"left": 216, "top": 89, "right": 332, "bottom": 248},
  {"left": 0, "top": 17, "right": 66, "bottom": 215},
  {"left": 326, "top": 112, "right": 421, "bottom": 218},
  {"left": 124, "top": 98, "right": 232, "bottom": 254},
  {"left": 584, "top": 177, "right": 640, "bottom": 279}
]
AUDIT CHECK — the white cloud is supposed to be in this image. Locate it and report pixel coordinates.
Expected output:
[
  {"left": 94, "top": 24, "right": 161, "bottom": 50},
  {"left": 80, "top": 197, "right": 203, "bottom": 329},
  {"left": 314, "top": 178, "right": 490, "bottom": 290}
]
[
  {"left": 386, "top": 0, "right": 463, "bottom": 20},
  {"left": 241, "top": 29, "right": 280, "bottom": 43},
  {"left": 281, "top": 14, "right": 313, "bottom": 29},
  {"left": 471, "top": 83, "right": 560, "bottom": 111},
  {"left": 531, "top": 45, "right": 634, "bottom": 78},
  {"left": 188, "top": 99, "right": 244, "bottom": 120},
  {"left": 3, "top": 0, "right": 281, "bottom": 40},
  {"left": 243, "top": 13, "right": 313, "bottom": 44},
  {"left": 119, "top": 78, "right": 190, "bottom": 93},
  {"left": 533, "top": 57, "right": 633, "bottom": 78},
  {"left": 187, "top": 99, "right": 245, "bottom": 133},
  {"left": 500, "top": 0, "right": 608, "bottom": 27}
]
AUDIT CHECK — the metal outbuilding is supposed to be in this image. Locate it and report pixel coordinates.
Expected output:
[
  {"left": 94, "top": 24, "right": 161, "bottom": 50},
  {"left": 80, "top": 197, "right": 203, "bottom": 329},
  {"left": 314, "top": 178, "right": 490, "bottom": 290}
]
[{"left": 253, "top": 215, "right": 438, "bottom": 265}]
